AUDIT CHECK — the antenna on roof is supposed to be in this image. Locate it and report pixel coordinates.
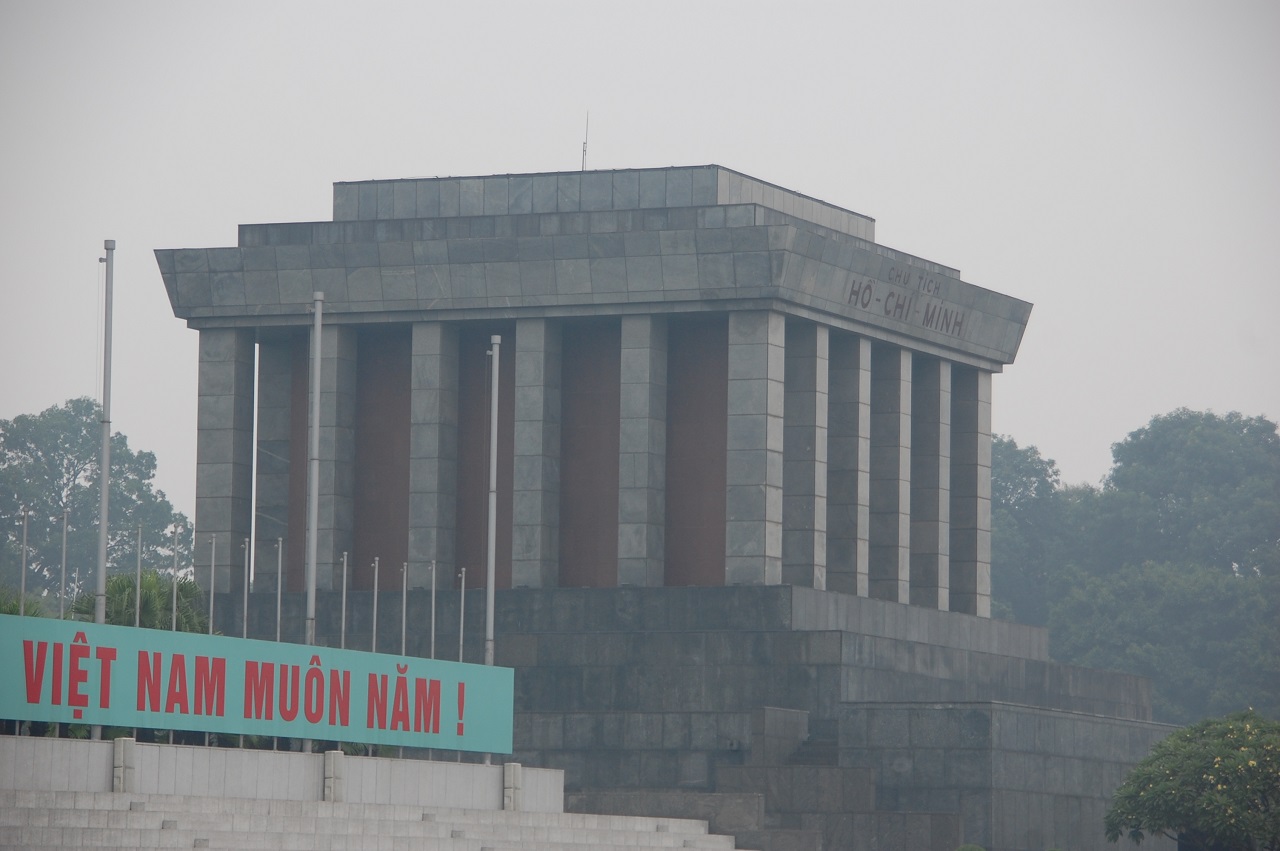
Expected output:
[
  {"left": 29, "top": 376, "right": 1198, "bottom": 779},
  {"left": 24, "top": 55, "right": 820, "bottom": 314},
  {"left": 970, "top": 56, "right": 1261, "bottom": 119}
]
[{"left": 581, "top": 111, "right": 589, "bottom": 171}]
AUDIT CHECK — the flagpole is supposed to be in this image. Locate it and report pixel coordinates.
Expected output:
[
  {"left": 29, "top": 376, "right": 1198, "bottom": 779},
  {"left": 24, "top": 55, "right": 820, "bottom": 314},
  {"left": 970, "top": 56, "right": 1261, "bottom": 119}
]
[
  {"left": 485, "top": 336, "right": 500, "bottom": 668},
  {"left": 95, "top": 239, "right": 115, "bottom": 627},
  {"left": 302, "top": 292, "right": 323, "bottom": 757},
  {"left": 305, "top": 293, "right": 323, "bottom": 650},
  {"left": 92, "top": 238, "right": 114, "bottom": 743}
]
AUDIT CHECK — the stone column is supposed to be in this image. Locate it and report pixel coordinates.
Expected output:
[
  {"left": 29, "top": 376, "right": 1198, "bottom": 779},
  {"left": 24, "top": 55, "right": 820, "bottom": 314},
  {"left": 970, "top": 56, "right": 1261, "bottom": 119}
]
[
  {"left": 950, "top": 366, "right": 992, "bottom": 617},
  {"left": 313, "top": 325, "right": 358, "bottom": 591},
  {"left": 782, "top": 321, "right": 828, "bottom": 589},
  {"left": 910, "top": 357, "right": 951, "bottom": 610},
  {"left": 827, "top": 333, "right": 871, "bottom": 596},
  {"left": 512, "top": 318, "right": 561, "bottom": 588},
  {"left": 725, "top": 310, "right": 785, "bottom": 586},
  {"left": 617, "top": 315, "right": 666, "bottom": 587},
  {"left": 195, "top": 328, "right": 255, "bottom": 597},
  {"left": 869, "top": 343, "right": 911, "bottom": 603},
  {"left": 408, "top": 322, "right": 459, "bottom": 589},
  {"left": 253, "top": 339, "right": 294, "bottom": 593}
]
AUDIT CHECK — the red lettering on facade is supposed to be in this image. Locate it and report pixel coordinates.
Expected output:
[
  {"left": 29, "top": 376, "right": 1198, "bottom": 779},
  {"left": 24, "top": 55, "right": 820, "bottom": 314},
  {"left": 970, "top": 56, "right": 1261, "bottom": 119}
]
[
  {"left": 390, "top": 676, "right": 410, "bottom": 731},
  {"left": 166, "top": 654, "right": 189, "bottom": 714},
  {"left": 304, "top": 665, "right": 324, "bottom": 724},
  {"left": 194, "top": 656, "right": 226, "bottom": 717},
  {"left": 413, "top": 678, "right": 440, "bottom": 734},
  {"left": 22, "top": 640, "right": 47, "bottom": 704},
  {"left": 244, "top": 661, "right": 275, "bottom": 720},
  {"left": 138, "top": 651, "right": 163, "bottom": 712},
  {"left": 279, "top": 664, "right": 300, "bottom": 722},
  {"left": 68, "top": 642, "right": 89, "bottom": 708},
  {"left": 329, "top": 670, "right": 350, "bottom": 727},
  {"left": 367, "top": 674, "right": 388, "bottom": 730},
  {"left": 95, "top": 646, "right": 116, "bottom": 709},
  {"left": 52, "top": 643, "right": 63, "bottom": 705}
]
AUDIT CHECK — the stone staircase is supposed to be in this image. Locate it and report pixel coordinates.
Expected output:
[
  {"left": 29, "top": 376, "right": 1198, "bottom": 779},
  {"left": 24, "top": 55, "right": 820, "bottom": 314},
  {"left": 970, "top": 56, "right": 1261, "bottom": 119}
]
[{"left": 0, "top": 789, "right": 753, "bottom": 851}]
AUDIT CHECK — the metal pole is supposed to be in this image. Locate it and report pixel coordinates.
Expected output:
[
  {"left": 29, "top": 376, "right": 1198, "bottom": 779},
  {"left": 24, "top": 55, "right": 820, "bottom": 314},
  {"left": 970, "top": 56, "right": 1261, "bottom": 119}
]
[
  {"left": 242, "top": 537, "right": 250, "bottom": 639},
  {"left": 340, "top": 552, "right": 348, "bottom": 649},
  {"left": 272, "top": 538, "right": 281, "bottom": 753},
  {"left": 95, "top": 239, "right": 115, "bottom": 635},
  {"left": 304, "top": 293, "right": 324, "bottom": 648},
  {"left": 241, "top": 536, "right": 249, "bottom": 748},
  {"left": 485, "top": 335, "right": 500, "bottom": 669},
  {"left": 133, "top": 523, "right": 142, "bottom": 740},
  {"left": 206, "top": 534, "right": 214, "bottom": 748},
  {"left": 276, "top": 538, "right": 283, "bottom": 643},
  {"left": 399, "top": 562, "right": 408, "bottom": 759},
  {"left": 170, "top": 524, "right": 178, "bottom": 746},
  {"left": 135, "top": 525, "right": 142, "bottom": 628},
  {"left": 371, "top": 557, "right": 379, "bottom": 653},
  {"left": 208, "top": 536, "right": 216, "bottom": 635},
  {"left": 457, "top": 566, "right": 466, "bottom": 764},
  {"left": 429, "top": 561, "right": 436, "bottom": 660},
  {"left": 19, "top": 507, "right": 28, "bottom": 616},
  {"left": 458, "top": 568, "right": 466, "bottom": 663},
  {"left": 171, "top": 526, "right": 180, "bottom": 631},
  {"left": 60, "top": 509, "right": 68, "bottom": 619}
]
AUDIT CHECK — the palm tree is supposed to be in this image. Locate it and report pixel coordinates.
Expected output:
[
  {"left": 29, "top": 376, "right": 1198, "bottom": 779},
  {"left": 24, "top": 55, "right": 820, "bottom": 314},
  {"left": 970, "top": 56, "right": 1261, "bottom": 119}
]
[
  {"left": 0, "top": 587, "right": 44, "bottom": 616},
  {"left": 69, "top": 569, "right": 207, "bottom": 633}
]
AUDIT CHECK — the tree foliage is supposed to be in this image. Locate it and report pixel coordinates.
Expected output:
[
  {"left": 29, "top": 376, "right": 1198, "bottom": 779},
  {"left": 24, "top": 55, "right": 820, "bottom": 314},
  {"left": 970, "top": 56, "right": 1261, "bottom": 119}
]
[
  {"left": 1050, "top": 563, "right": 1280, "bottom": 723},
  {"left": 992, "top": 409, "right": 1280, "bottom": 724},
  {"left": 1105, "top": 710, "right": 1280, "bottom": 850},
  {"left": 1100, "top": 409, "right": 1280, "bottom": 576},
  {"left": 0, "top": 398, "right": 191, "bottom": 604},
  {"left": 991, "top": 436, "right": 1067, "bottom": 625},
  {"left": 68, "top": 569, "right": 208, "bottom": 633}
]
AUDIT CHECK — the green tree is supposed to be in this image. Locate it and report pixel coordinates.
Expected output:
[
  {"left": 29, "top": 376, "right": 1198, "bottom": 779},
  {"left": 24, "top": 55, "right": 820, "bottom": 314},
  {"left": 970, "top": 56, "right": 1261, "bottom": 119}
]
[
  {"left": 991, "top": 410, "right": 1280, "bottom": 723},
  {"left": 990, "top": 435, "right": 1065, "bottom": 625},
  {"left": 1105, "top": 710, "right": 1280, "bottom": 850},
  {"left": 0, "top": 398, "right": 191, "bottom": 604},
  {"left": 1098, "top": 409, "right": 1280, "bottom": 576},
  {"left": 1049, "top": 562, "right": 1280, "bottom": 724},
  {"left": 69, "top": 569, "right": 207, "bottom": 632},
  {"left": 0, "top": 586, "right": 45, "bottom": 616}
]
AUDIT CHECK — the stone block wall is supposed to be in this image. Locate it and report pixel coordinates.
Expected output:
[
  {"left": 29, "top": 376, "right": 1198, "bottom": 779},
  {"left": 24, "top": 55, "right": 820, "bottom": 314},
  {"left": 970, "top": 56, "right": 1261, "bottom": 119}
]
[
  {"left": 225, "top": 582, "right": 1167, "bottom": 851},
  {"left": 838, "top": 703, "right": 1176, "bottom": 851}
]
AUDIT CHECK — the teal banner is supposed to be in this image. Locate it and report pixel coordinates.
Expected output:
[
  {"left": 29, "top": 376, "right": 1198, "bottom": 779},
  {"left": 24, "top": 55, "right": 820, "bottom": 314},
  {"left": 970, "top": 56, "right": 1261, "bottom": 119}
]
[{"left": 0, "top": 614, "right": 513, "bottom": 754}]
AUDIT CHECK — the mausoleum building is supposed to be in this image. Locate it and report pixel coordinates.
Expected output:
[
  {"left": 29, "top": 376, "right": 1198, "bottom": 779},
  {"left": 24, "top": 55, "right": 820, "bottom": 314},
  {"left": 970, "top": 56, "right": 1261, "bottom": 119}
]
[
  {"left": 158, "top": 165, "right": 1029, "bottom": 609},
  {"left": 158, "top": 167, "right": 1170, "bottom": 851}
]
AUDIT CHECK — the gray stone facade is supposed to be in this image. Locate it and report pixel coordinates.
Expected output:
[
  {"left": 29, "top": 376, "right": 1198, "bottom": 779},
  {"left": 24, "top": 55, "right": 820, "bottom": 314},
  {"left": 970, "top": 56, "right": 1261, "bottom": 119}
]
[
  {"left": 159, "top": 165, "right": 1030, "bottom": 606},
  {"left": 223, "top": 584, "right": 1175, "bottom": 851},
  {"left": 157, "top": 165, "right": 1168, "bottom": 851},
  {"left": 408, "top": 321, "right": 459, "bottom": 586},
  {"left": 194, "top": 327, "right": 254, "bottom": 594},
  {"left": 617, "top": 315, "right": 667, "bottom": 587}
]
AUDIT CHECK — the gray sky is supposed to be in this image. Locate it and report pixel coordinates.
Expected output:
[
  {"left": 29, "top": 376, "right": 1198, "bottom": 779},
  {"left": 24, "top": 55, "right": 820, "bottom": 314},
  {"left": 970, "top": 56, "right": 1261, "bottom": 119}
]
[{"left": 2, "top": 0, "right": 1277, "bottom": 517}]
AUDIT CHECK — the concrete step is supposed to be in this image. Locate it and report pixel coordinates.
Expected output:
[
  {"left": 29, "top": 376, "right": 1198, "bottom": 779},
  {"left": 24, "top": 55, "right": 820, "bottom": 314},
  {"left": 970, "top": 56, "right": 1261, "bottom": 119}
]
[
  {"left": 715, "top": 765, "right": 876, "bottom": 814},
  {"left": 0, "top": 789, "right": 722, "bottom": 836},
  {"left": 0, "top": 791, "right": 743, "bottom": 850},
  {"left": 784, "top": 738, "right": 837, "bottom": 766},
  {"left": 734, "top": 827, "right": 824, "bottom": 851},
  {"left": 0, "top": 815, "right": 736, "bottom": 848},
  {"left": 568, "top": 788, "right": 767, "bottom": 835},
  {"left": 1, "top": 819, "right": 737, "bottom": 850},
  {"left": 0, "top": 826, "right": 730, "bottom": 851}
]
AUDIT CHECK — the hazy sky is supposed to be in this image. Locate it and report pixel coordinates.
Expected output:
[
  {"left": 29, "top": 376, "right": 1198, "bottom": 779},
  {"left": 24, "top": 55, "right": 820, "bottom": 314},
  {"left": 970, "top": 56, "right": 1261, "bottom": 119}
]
[{"left": 2, "top": 1, "right": 1277, "bottom": 518}]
